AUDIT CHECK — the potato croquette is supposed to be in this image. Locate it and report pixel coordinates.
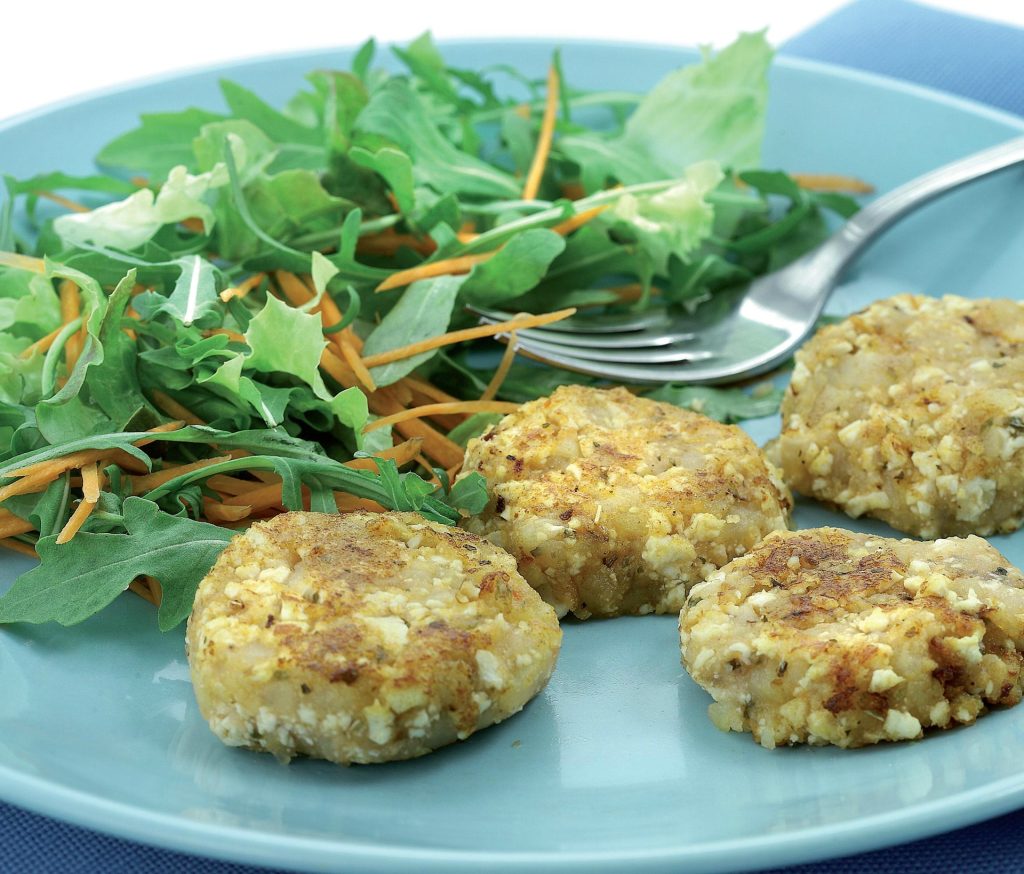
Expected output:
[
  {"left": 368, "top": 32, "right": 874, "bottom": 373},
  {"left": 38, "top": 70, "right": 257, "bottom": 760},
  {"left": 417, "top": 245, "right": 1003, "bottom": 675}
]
[
  {"left": 680, "top": 527, "right": 1024, "bottom": 749},
  {"left": 778, "top": 294, "right": 1024, "bottom": 538},
  {"left": 186, "top": 512, "right": 561, "bottom": 764},
  {"left": 460, "top": 385, "right": 792, "bottom": 619}
]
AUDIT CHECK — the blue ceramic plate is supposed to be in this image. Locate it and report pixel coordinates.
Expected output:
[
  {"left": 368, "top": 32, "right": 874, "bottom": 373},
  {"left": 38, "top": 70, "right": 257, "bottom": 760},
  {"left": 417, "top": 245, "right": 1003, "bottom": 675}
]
[{"left": 3, "top": 41, "right": 1024, "bottom": 874}]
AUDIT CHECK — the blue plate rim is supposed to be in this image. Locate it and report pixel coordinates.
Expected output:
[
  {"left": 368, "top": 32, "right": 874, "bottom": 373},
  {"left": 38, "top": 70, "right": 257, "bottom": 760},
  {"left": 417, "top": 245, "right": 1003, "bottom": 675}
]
[{"left": 3, "top": 36, "right": 1024, "bottom": 874}]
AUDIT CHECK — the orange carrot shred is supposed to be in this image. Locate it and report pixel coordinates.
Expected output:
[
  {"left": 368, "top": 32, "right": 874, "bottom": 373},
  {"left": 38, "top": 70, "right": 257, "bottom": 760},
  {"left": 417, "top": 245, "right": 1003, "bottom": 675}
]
[
  {"left": 340, "top": 338, "right": 377, "bottom": 392},
  {"left": 552, "top": 203, "right": 609, "bottom": 236},
  {"left": 131, "top": 456, "right": 230, "bottom": 494},
  {"left": 522, "top": 64, "right": 560, "bottom": 201},
  {"left": 81, "top": 463, "right": 101, "bottom": 503},
  {"left": 59, "top": 281, "right": 83, "bottom": 370},
  {"left": 19, "top": 324, "right": 64, "bottom": 359},
  {"left": 36, "top": 191, "right": 89, "bottom": 213},
  {"left": 365, "top": 401, "right": 518, "bottom": 433},
  {"left": 375, "top": 253, "right": 493, "bottom": 293},
  {"left": 55, "top": 497, "right": 97, "bottom": 544},
  {"left": 149, "top": 390, "right": 206, "bottom": 426},
  {"left": 481, "top": 330, "right": 519, "bottom": 401},
  {"left": 219, "top": 272, "right": 265, "bottom": 302},
  {"left": 0, "top": 538, "right": 38, "bottom": 558},
  {"left": 359, "top": 308, "right": 576, "bottom": 369},
  {"left": 791, "top": 173, "right": 874, "bottom": 194},
  {"left": 0, "top": 251, "right": 46, "bottom": 274}
]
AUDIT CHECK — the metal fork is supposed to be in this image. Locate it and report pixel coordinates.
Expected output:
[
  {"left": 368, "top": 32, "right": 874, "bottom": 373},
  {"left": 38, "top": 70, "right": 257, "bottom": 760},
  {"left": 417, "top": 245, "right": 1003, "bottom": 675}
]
[{"left": 470, "top": 135, "right": 1024, "bottom": 385}]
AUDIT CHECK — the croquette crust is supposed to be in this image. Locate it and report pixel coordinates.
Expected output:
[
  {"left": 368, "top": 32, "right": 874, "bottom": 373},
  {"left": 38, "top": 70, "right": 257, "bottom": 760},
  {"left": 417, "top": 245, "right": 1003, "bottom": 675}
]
[
  {"left": 680, "top": 527, "right": 1024, "bottom": 748},
  {"left": 779, "top": 294, "right": 1024, "bottom": 538},
  {"left": 461, "top": 385, "right": 792, "bottom": 619},
  {"left": 186, "top": 511, "right": 561, "bottom": 764}
]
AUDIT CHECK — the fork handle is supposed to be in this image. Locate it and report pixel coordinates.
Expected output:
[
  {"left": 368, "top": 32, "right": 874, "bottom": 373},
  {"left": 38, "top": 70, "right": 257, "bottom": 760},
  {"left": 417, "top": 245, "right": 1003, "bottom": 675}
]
[{"left": 812, "top": 134, "right": 1024, "bottom": 276}]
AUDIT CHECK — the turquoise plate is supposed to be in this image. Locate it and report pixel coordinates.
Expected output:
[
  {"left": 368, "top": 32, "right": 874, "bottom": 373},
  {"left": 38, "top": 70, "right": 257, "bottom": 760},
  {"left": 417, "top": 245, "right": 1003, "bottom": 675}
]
[{"left": 3, "top": 40, "right": 1024, "bottom": 874}]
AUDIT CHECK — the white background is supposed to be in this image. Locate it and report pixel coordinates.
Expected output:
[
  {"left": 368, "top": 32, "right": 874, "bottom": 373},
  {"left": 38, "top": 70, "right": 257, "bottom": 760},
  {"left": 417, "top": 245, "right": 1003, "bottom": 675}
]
[{"left": 2, "top": 1, "right": 1023, "bottom": 121}]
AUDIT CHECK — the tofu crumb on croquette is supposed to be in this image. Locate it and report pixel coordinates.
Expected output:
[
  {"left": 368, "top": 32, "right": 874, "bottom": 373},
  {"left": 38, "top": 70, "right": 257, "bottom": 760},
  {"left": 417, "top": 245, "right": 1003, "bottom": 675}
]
[
  {"left": 460, "top": 385, "right": 792, "bottom": 619},
  {"left": 680, "top": 527, "right": 1024, "bottom": 749},
  {"left": 779, "top": 294, "right": 1024, "bottom": 538},
  {"left": 186, "top": 511, "right": 561, "bottom": 764}
]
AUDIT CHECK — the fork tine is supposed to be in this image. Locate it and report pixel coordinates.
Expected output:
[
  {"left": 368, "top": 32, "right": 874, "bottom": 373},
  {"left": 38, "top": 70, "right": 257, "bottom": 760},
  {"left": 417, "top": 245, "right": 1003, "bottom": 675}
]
[
  {"left": 509, "top": 326, "right": 696, "bottom": 349},
  {"left": 514, "top": 334, "right": 713, "bottom": 365},
  {"left": 468, "top": 304, "right": 672, "bottom": 334},
  {"left": 512, "top": 342, "right": 721, "bottom": 384}
]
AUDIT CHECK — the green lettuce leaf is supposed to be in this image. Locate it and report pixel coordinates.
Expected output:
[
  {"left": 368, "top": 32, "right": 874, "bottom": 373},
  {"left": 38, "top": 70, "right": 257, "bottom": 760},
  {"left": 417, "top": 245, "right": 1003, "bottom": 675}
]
[{"left": 0, "top": 496, "right": 234, "bottom": 631}]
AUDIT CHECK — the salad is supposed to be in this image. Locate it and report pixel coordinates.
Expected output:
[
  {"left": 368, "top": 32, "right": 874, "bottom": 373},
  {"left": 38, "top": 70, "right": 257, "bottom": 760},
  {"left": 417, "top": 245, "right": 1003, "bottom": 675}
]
[{"left": 0, "top": 32, "right": 863, "bottom": 631}]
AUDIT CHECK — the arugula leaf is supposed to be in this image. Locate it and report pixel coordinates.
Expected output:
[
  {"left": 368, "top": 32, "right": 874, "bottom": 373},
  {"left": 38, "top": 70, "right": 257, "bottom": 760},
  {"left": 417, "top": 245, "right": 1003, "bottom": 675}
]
[
  {"left": 349, "top": 146, "right": 416, "bottom": 214},
  {"left": 219, "top": 79, "right": 322, "bottom": 148},
  {"left": 97, "top": 108, "right": 226, "bottom": 178},
  {"left": 0, "top": 497, "right": 235, "bottom": 630},
  {"left": 356, "top": 78, "right": 520, "bottom": 199},
  {"left": 362, "top": 275, "right": 465, "bottom": 386},
  {"left": 460, "top": 229, "right": 566, "bottom": 305}
]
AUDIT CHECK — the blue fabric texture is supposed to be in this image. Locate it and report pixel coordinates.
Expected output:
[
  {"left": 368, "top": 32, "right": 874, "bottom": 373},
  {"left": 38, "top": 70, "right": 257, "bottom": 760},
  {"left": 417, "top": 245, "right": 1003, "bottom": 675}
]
[{"left": 6, "top": 2, "right": 1024, "bottom": 871}]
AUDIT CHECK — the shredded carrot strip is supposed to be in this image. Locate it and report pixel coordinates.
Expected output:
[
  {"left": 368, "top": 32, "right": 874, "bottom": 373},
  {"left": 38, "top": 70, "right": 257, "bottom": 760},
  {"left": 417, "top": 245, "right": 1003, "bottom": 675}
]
[
  {"left": 203, "top": 499, "right": 252, "bottom": 523},
  {"left": 0, "top": 538, "right": 37, "bottom": 558},
  {"left": 401, "top": 377, "right": 461, "bottom": 405},
  {"left": 365, "top": 401, "right": 518, "bottom": 433},
  {"left": 149, "top": 390, "right": 206, "bottom": 426},
  {"left": 206, "top": 474, "right": 267, "bottom": 497},
  {"left": 320, "top": 350, "right": 464, "bottom": 468},
  {"left": 345, "top": 438, "right": 423, "bottom": 471},
  {"left": 320, "top": 347, "right": 359, "bottom": 389},
  {"left": 481, "top": 330, "right": 519, "bottom": 401},
  {"left": 55, "top": 497, "right": 97, "bottom": 544},
  {"left": 59, "top": 281, "right": 83, "bottom": 370},
  {"left": 791, "top": 173, "right": 874, "bottom": 194},
  {"left": 335, "top": 494, "right": 387, "bottom": 513},
  {"left": 131, "top": 456, "right": 230, "bottom": 493},
  {"left": 219, "top": 272, "right": 265, "bottom": 302},
  {"left": 107, "top": 450, "right": 151, "bottom": 475},
  {"left": 222, "top": 440, "right": 424, "bottom": 511},
  {"left": 7, "top": 421, "right": 185, "bottom": 480},
  {"left": 401, "top": 378, "right": 466, "bottom": 428},
  {"left": 552, "top": 203, "right": 609, "bottom": 236},
  {"left": 0, "top": 514, "right": 34, "bottom": 539},
  {"left": 128, "top": 577, "right": 160, "bottom": 606},
  {"left": 54, "top": 464, "right": 106, "bottom": 544},
  {"left": 0, "top": 470, "right": 56, "bottom": 504},
  {"left": 0, "top": 252, "right": 46, "bottom": 274},
  {"left": 222, "top": 481, "right": 289, "bottom": 512},
  {"left": 522, "top": 64, "right": 560, "bottom": 200},
  {"left": 36, "top": 191, "right": 89, "bottom": 213},
  {"left": 386, "top": 380, "right": 414, "bottom": 408},
  {"left": 357, "top": 231, "right": 436, "bottom": 257},
  {"left": 341, "top": 338, "right": 377, "bottom": 392},
  {"left": 19, "top": 324, "right": 64, "bottom": 359},
  {"left": 360, "top": 308, "right": 576, "bottom": 369},
  {"left": 274, "top": 271, "right": 313, "bottom": 307},
  {"left": 208, "top": 328, "right": 247, "bottom": 344},
  {"left": 375, "top": 253, "right": 493, "bottom": 293},
  {"left": 81, "top": 463, "right": 101, "bottom": 503}
]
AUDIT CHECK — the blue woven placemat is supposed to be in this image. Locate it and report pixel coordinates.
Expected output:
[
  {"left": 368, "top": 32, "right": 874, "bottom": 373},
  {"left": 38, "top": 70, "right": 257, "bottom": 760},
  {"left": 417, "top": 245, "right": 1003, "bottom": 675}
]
[{"left": 6, "top": 2, "right": 1024, "bottom": 871}]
